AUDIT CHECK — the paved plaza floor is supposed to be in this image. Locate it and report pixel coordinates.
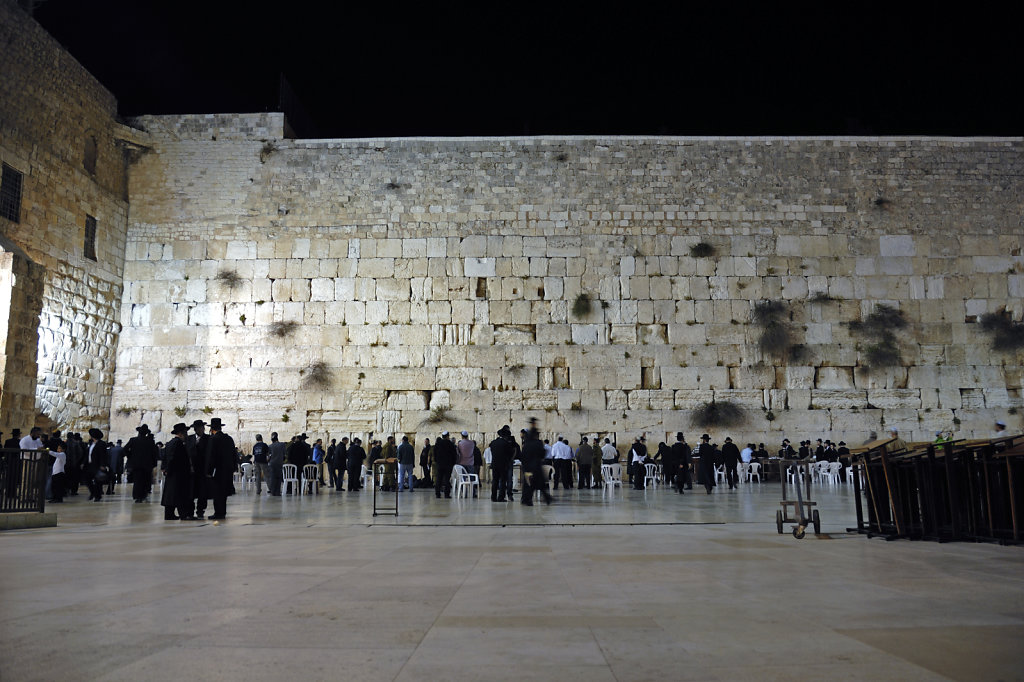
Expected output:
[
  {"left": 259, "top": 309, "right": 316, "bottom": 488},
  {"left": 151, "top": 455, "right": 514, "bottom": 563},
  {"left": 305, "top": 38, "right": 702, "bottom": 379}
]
[{"left": 2, "top": 478, "right": 1023, "bottom": 681}]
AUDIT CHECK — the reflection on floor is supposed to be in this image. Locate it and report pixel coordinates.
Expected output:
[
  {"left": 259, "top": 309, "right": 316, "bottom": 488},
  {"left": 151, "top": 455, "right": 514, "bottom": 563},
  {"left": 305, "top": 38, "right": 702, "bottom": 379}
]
[{"left": 2, "top": 480, "right": 1022, "bottom": 681}]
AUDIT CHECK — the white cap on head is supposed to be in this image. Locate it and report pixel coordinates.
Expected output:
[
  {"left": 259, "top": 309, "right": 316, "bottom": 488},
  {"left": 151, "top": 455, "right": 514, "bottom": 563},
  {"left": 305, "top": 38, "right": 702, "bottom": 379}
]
[
  {"left": 441, "top": 430, "right": 449, "bottom": 437},
  {"left": 461, "top": 430, "right": 469, "bottom": 437}
]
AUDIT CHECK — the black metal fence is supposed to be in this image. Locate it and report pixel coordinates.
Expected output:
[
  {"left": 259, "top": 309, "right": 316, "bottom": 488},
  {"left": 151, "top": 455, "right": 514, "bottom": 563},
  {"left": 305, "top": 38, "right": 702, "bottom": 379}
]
[{"left": 0, "top": 449, "right": 49, "bottom": 513}]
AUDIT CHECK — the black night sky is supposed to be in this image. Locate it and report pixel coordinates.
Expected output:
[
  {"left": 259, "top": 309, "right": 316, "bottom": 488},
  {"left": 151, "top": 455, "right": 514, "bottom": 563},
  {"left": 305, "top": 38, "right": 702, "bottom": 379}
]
[{"left": 33, "top": 1, "right": 1022, "bottom": 139}]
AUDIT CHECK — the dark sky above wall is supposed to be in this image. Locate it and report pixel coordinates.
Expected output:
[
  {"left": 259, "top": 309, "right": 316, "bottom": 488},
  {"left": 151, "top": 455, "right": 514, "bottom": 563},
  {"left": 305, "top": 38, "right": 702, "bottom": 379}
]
[{"left": 33, "top": 1, "right": 1021, "bottom": 139}]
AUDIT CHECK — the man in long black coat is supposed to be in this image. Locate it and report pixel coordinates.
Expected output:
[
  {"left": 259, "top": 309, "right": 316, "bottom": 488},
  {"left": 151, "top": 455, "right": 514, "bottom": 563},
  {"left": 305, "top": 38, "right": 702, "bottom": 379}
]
[
  {"left": 519, "top": 422, "right": 551, "bottom": 506},
  {"left": 205, "top": 417, "right": 236, "bottom": 520},
  {"left": 85, "top": 428, "right": 110, "bottom": 501},
  {"left": 671, "top": 432, "right": 692, "bottom": 493},
  {"left": 160, "top": 423, "right": 193, "bottom": 520},
  {"left": 187, "top": 420, "right": 210, "bottom": 518},
  {"left": 125, "top": 424, "right": 159, "bottom": 502},
  {"left": 432, "top": 431, "right": 457, "bottom": 499},
  {"left": 346, "top": 437, "right": 366, "bottom": 491},
  {"left": 489, "top": 427, "right": 513, "bottom": 501},
  {"left": 721, "top": 437, "right": 740, "bottom": 489},
  {"left": 694, "top": 434, "right": 717, "bottom": 495}
]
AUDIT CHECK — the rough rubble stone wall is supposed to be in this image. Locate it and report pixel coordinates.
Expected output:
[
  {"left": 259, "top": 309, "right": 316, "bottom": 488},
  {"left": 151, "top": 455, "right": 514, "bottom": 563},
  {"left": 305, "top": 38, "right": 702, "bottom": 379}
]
[
  {"left": 0, "top": 241, "right": 45, "bottom": 430},
  {"left": 114, "top": 112, "right": 1024, "bottom": 448},
  {"left": 0, "top": 0, "right": 130, "bottom": 431}
]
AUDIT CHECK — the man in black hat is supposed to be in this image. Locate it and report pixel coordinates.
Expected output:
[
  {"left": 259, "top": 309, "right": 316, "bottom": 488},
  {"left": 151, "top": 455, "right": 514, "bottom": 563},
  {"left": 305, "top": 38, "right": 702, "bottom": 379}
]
[
  {"left": 346, "top": 437, "right": 366, "bottom": 491},
  {"left": 86, "top": 427, "right": 109, "bottom": 501},
  {"left": 694, "top": 434, "right": 716, "bottom": 494},
  {"left": 161, "top": 423, "right": 193, "bottom": 520},
  {"left": 433, "top": 431, "right": 457, "bottom": 499},
  {"left": 125, "top": 424, "right": 159, "bottom": 503},
  {"left": 519, "top": 420, "right": 551, "bottom": 506},
  {"left": 187, "top": 420, "right": 210, "bottom": 518},
  {"left": 489, "top": 426, "right": 514, "bottom": 501},
  {"left": 205, "top": 418, "right": 236, "bottom": 520},
  {"left": 2, "top": 429, "right": 19, "bottom": 449},
  {"left": 671, "top": 432, "right": 692, "bottom": 492},
  {"left": 721, "top": 437, "right": 740, "bottom": 489}
]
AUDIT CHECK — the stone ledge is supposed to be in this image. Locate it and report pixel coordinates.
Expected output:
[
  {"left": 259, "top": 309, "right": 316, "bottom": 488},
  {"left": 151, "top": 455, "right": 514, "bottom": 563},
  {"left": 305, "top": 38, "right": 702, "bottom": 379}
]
[{"left": 0, "top": 512, "right": 58, "bottom": 531}]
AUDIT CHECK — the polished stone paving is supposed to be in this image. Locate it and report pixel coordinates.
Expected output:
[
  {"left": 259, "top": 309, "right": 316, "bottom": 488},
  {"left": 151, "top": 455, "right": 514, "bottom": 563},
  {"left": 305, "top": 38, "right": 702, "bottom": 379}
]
[{"left": 2, "top": 479, "right": 1023, "bottom": 681}]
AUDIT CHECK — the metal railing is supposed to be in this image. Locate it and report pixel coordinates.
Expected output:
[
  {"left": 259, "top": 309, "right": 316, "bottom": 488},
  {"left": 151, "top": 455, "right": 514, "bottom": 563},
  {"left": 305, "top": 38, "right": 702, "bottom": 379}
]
[{"left": 1, "top": 449, "right": 49, "bottom": 513}]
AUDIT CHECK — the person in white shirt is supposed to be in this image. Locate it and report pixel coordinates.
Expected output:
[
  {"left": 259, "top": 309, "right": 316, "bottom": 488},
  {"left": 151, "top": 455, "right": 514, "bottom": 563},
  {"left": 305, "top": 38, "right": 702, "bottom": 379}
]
[
  {"left": 47, "top": 440, "right": 67, "bottom": 503},
  {"left": 601, "top": 439, "right": 618, "bottom": 463},
  {"left": 551, "top": 436, "right": 574, "bottom": 489},
  {"left": 740, "top": 444, "right": 754, "bottom": 463},
  {"left": 19, "top": 427, "right": 45, "bottom": 452}
]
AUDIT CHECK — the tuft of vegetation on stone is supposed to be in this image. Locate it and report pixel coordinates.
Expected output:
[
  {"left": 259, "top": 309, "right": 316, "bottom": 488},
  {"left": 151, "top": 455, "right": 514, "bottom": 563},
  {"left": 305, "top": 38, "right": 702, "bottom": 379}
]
[
  {"left": 172, "top": 363, "right": 199, "bottom": 376},
  {"left": 422, "top": 405, "right": 455, "bottom": 425},
  {"left": 269, "top": 320, "right": 299, "bottom": 338},
  {"left": 691, "top": 400, "right": 745, "bottom": 428},
  {"left": 215, "top": 268, "right": 243, "bottom": 290},
  {"left": 751, "top": 300, "right": 796, "bottom": 360},
  {"left": 571, "top": 292, "right": 593, "bottom": 318},
  {"left": 689, "top": 242, "right": 716, "bottom": 258},
  {"left": 301, "top": 361, "right": 332, "bottom": 390},
  {"left": 978, "top": 310, "right": 1024, "bottom": 351},
  {"left": 259, "top": 141, "right": 276, "bottom": 163},
  {"left": 174, "top": 406, "right": 187, "bottom": 417},
  {"left": 849, "top": 304, "right": 907, "bottom": 369}
]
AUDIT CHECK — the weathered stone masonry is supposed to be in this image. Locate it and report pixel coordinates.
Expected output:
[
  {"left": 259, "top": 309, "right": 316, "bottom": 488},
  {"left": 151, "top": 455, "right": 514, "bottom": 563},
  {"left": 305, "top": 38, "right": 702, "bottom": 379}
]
[
  {"left": 112, "top": 113, "right": 1023, "bottom": 446},
  {"left": 1, "top": 1, "right": 1021, "bottom": 446}
]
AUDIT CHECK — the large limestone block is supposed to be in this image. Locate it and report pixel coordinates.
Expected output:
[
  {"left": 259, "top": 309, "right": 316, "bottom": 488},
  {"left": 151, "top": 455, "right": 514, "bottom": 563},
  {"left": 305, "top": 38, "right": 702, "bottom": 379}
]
[
  {"left": 673, "top": 390, "right": 715, "bottom": 410},
  {"left": 493, "top": 389, "right": 524, "bottom": 410},
  {"left": 464, "top": 257, "right": 496, "bottom": 277},
  {"left": 866, "top": 389, "right": 921, "bottom": 409},
  {"left": 536, "top": 324, "right": 571, "bottom": 345},
  {"left": 728, "top": 365, "right": 775, "bottom": 389},
  {"left": 522, "top": 390, "right": 557, "bottom": 411},
  {"left": 776, "top": 366, "right": 815, "bottom": 389},
  {"left": 815, "top": 366, "right": 855, "bottom": 389},
  {"left": 435, "top": 367, "right": 483, "bottom": 391},
  {"left": 810, "top": 390, "right": 868, "bottom": 409}
]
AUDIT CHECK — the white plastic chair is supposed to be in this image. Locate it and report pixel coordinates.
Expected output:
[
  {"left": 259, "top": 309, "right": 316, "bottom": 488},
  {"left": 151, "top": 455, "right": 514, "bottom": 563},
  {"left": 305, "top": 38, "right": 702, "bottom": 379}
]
[
  {"left": 240, "top": 462, "right": 254, "bottom": 492},
  {"left": 845, "top": 465, "right": 855, "bottom": 484},
  {"left": 301, "top": 464, "right": 319, "bottom": 494},
  {"left": 360, "top": 464, "right": 371, "bottom": 489},
  {"left": 375, "top": 462, "right": 387, "bottom": 490},
  {"left": 826, "top": 461, "right": 842, "bottom": 485},
  {"left": 602, "top": 463, "right": 622, "bottom": 488},
  {"left": 747, "top": 461, "right": 761, "bottom": 483},
  {"left": 452, "top": 464, "right": 480, "bottom": 498},
  {"left": 715, "top": 464, "right": 726, "bottom": 483},
  {"left": 644, "top": 463, "right": 658, "bottom": 488},
  {"left": 282, "top": 464, "right": 299, "bottom": 495}
]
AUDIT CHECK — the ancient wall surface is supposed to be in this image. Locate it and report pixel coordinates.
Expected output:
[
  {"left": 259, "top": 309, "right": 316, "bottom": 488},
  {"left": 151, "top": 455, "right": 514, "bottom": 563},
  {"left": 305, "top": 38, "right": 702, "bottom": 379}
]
[
  {"left": 0, "top": 0, "right": 132, "bottom": 430},
  {"left": 0, "top": 239, "right": 45, "bottom": 430},
  {"left": 114, "top": 112, "right": 1024, "bottom": 447}
]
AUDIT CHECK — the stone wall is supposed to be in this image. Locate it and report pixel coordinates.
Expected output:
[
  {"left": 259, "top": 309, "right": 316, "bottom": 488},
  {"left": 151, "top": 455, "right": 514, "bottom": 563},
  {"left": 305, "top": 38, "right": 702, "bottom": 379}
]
[
  {"left": 0, "top": 0, "right": 132, "bottom": 431},
  {"left": 113, "top": 114, "right": 1024, "bottom": 447},
  {"left": 0, "top": 238, "right": 44, "bottom": 430}
]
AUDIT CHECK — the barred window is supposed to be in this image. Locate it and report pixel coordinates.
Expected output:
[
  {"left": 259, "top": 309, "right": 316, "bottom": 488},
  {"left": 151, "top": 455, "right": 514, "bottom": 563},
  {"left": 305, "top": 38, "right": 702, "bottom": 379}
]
[
  {"left": 1, "top": 163, "right": 23, "bottom": 223},
  {"left": 84, "top": 215, "right": 97, "bottom": 261}
]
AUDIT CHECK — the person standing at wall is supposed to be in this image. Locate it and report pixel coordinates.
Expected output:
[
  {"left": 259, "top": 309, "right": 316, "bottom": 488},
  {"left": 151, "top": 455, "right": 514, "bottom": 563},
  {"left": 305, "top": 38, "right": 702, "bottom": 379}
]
[
  {"left": 268, "top": 432, "right": 286, "bottom": 495},
  {"left": 252, "top": 434, "right": 270, "bottom": 494},
  {"left": 346, "top": 437, "right": 366, "bottom": 491},
  {"left": 672, "top": 433, "right": 692, "bottom": 492},
  {"left": 693, "top": 434, "right": 716, "bottom": 495},
  {"left": 520, "top": 420, "right": 551, "bottom": 506},
  {"left": 45, "top": 438, "right": 67, "bottom": 503},
  {"left": 106, "top": 439, "right": 123, "bottom": 494},
  {"left": 205, "top": 418, "right": 236, "bottom": 520},
  {"left": 396, "top": 435, "right": 415, "bottom": 492},
  {"left": 488, "top": 427, "right": 513, "bottom": 501},
  {"left": 125, "top": 424, "right": 158, "bottom": 503},
  {"left": 551, "top": 436, "right": 574, "bottom": 489},
  {"left": 721, "top": 437, "right": 740, "bottom": 490},
  {"left": 575, "top": 436, "right": 594, "bottom": 489},
  {"left": 187, "top": 420, "right": 210, "bottom": 519},
  {"left": 85, "top": 428, "right": 109, "bottom": 502},
  {"left": 630, "top": 436, "right": 648, "bottom": 490},
  {"left": 160, "top": 423, "right": 193, "bottom": 520},
  {"left": 433, "top": 431, "right": 457, "bottom": 499}
]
